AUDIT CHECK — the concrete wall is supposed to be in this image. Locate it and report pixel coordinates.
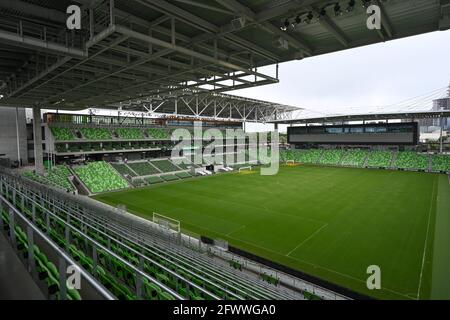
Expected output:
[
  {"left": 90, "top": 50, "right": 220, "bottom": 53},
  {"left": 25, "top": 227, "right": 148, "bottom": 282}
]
[{"left": 0, "top": 106, "right": 28, "bottom": 165}]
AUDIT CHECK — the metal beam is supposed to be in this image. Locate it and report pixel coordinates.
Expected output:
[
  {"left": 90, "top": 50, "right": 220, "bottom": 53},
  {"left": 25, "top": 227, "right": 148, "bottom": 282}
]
[
  {"left": 219, "top": 0, "right": 313, "bottom": 55},
  {"left": 310, "top": 6, "right": 349, "bottom": 47},
  {"left": 114, "top": 25, "right": 278, "bottom": 82},
  {"left": 0, "top": 29, "right": 87, "bottom": 58},
  {"left": 0, "top": 0, "right": 66, "bottom": 23},
  {"left": 374, "top": 0, "right": 394, "bottom": 39},
  {"left": 9, "top": 25, "right": 116, "bottom": 98},
  {"left": 137, "top": 0, "right": 282, "bottom": 61},
  {"left": 172, "top": 0, "right": 234, "bottom": 15}
]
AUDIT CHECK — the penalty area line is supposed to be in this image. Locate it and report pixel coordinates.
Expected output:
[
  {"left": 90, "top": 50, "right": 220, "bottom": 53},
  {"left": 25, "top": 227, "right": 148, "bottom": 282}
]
[
  {"left": 286, "top": 223, "right": 328, "bottom": 257},
  {"left": 225, "top": 233, "right": 412, "bottom": 299}
]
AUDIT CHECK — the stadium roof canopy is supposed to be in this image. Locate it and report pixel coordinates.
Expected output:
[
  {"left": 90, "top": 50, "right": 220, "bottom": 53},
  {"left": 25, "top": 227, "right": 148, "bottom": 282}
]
[
  {"left": 115, "top": 90, "right": 300, "bottom": 123},
  {"left": 0, "top": 0, "right": 448, "bottom": 121},
  {"left": 270, "top": 110, "right": 450, "bottom": 124}
]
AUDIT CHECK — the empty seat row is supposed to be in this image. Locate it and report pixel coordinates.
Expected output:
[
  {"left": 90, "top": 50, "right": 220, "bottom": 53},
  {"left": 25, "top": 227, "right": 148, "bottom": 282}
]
[
  {"left": 2, "top": 179, "right": 295, "bottom": 299},
  {"left": 319, "top": 150, "right": 345, "bottom": 165},
  {"left": 127, "top": 162, "right": 161, "bottom": 176},
  {"left": 431, "top": 154, "right": 450, "bottom": 172},
  {"left": 73, "top": 161, "right": 129, "bottom": 193},
  {"left": 395, "top": 151, "right": 429, "bottom": 170},
  {"left": 150, "top": 160, "right": 181, "bottom": 173},
  {"left": 2, "top": 189, "right": 179, "bottom": 300},
  {"left": 1, "top": 210, "right": 81, "bottom": 300}
]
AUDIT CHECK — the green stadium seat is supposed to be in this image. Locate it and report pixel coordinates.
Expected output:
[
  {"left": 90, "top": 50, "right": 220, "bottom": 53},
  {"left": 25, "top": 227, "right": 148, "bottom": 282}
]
[
  {"left": 395, "top": 151, "right": 429, "bottom": 170},
  {"left": 176, "top": 172, "right": 192, "bottom": 179},
  {"left": 111, "top": 163, "right": 137, "bottom": 177},
  {"left": 431, "top": 154, "right": 450, "bottom": 172},
  {"left": 22, "top": 166, "right": 75, "bottom": 192},
  {"left": 74, "top": 161, "right": 129, "bottom": 193},
  {"left": 150, "top": 160, "right": 180, "bottom": 173},
  {"left": 127, "top": 162, "right": 160, "bottom": 176},
  {"left": 367, "top": 151, "right": 393, "bottom": 168},
  {"left": 50, "top": 127, "right": 75, "bottom": 141},
  {"left": 79, "top": 127, "right": 112, "bottom": 140},
  {"left": 146, "top": 176, "right": 164, "bottom": 184},
  {"left": 115, "top": 128, "right": 144, "bottom": 140},
  {"left": 161, "top": 174, "right": 179, "bottom": 182},
  {"left": 147, "top": 128, "right": 170, "bottom": 139},
  {"left": 340, "top": 150, "right": 368, "bottom": 167},
  {"left": 319, "top": 149, "right": 345, "bottom": 165},
  {"left": 281, "top": 149, "right": 322, "bottom": 163}
]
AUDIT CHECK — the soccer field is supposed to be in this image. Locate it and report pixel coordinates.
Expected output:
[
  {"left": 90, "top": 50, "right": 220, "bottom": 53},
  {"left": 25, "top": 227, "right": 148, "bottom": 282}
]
[{"left": 93, "top": 165, "right": 450, "bottom": 300}]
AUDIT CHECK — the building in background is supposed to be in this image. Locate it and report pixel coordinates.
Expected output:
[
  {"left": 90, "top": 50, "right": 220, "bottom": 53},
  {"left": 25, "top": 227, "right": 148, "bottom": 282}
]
[{"left": 432, "top": 97, "right": 450, "bottom": 129}]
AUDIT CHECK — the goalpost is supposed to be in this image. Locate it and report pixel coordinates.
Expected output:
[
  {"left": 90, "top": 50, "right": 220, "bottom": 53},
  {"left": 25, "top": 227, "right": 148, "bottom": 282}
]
[
  {"left": 152, "top": 212, "right": 180, "bottom": 233},
  {"left": 285, "top": 159, "right": 299, "bottom": 166},
  {"left": 238, "top": 166, "right": 252, "bottom": 174}
]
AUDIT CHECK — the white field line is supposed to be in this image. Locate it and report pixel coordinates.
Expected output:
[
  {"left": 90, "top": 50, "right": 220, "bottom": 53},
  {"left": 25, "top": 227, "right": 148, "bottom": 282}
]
[
  {"left": 417, "top": 177, "right": 437, "bottom": 300},
  {"left": 286, "top": 223, "right": 328, "bottom": 257},
  {"left": 226, "top": 225, "right": 246, "bottom": 236},
  {"left": 225, "top": 233, "right": 412, "bottom": 299}
]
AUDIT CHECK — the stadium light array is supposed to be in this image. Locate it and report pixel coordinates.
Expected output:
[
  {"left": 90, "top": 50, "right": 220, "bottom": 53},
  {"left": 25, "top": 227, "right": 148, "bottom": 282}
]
[
  {"left": 361, "top": 0, "right": 372, "bottom": 8},
  {"left": 280, "top": 0, "right": 362, "bottom": 31},
  {"left": 346, "top": 0, "right": 356, "bottom": 12}
]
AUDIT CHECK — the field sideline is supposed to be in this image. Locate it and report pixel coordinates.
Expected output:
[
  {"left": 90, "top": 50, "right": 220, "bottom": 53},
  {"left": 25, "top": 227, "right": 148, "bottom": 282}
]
[{"left": 93, "top": 165, "right": 450, "bottom": 300}]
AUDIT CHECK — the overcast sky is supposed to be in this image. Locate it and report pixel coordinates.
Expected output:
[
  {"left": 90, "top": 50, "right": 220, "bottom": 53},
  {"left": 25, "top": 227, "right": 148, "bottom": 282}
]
[
  {"left": 234, "top": 29, "right": 450, "bottom": 132},
  {"left": 35, "top": 29, "right": 450, "bottom": 132}
]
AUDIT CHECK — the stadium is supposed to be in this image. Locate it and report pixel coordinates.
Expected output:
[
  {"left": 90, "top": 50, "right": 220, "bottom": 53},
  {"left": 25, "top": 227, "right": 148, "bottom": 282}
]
[{"left": 0, "top": 0, "right": 449, "bottom": 304}]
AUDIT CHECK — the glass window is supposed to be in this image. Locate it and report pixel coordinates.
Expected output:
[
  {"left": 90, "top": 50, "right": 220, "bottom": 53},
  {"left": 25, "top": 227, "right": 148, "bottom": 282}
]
[
  {"left": 350, "top": 127, "right": 364, "bottom": 133},
  {"left": 325, "top": 127, "right": 343, "bottom": 134}
]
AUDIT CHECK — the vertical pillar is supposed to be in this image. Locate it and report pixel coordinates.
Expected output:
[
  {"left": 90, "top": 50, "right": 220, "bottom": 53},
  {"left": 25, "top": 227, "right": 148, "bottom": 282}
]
[
  {"left": 174, "top": 97, "right": 178, "bottom": 115},
  {"left": 15, "top": 107, "right": 21, "bottom": 166},
  {"left": 440, "top": 115, "right": 444, "bottom": 154},
  {"left": 89, "top": 9, "right": 94, "bottom": 40},
  {"left": 109, "top": 0, "right": 115, "bottom": 26},
  {"left": 32, "top": 106, "right": 44, "bottom": 174},
  {"left": 274, "top": 123, "right": 279, "bottom": 131}
]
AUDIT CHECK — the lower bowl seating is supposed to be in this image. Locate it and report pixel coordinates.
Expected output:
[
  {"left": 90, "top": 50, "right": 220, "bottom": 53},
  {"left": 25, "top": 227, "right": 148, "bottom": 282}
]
[
  {"left": 74, "top": 161, "right": 129, "bottom": 193},
  {"left": 432, "top": 154, "right": 450, "bottom": 172},
  {"left": 395, "top": 151, "right": 429, "bottom": 170}
]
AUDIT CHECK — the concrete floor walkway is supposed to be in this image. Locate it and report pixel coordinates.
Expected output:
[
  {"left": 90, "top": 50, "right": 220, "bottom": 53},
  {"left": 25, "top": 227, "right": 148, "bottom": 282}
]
[{"left": 0, "top": 233, "right": 45, "bottom": 300}]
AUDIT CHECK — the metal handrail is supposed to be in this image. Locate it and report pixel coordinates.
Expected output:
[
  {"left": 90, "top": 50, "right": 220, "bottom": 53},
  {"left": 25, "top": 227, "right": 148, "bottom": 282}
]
[
  {"left": 26, "top": 185, "right": 273, "bottom": 299},
  {"left": 0, "top": 194, "right": 116, "bottom": 300},
  {"left": 12, "top": 185, "right": 223, "bottom": 300},
  {"left": 34, "top": 188, "right": 289, "bottom": 299},
  {"left": 0, "top": 180, "right": 185, "bottom": 300},
  {"left": 3, "top": 175, "right": 292, "bottom": 299},
  {"left": 0, "top": 170, "right": 312, "bottom": 299}
]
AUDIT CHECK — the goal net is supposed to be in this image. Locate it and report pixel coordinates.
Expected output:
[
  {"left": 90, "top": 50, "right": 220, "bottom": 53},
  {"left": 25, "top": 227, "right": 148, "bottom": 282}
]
[
  {"left": 285, "top": 160, "right": 299, "bottom": 166},
  {"left": 238, "top": 166, "right": 253, "bottom": 174},
  {"left": 152, "top": 212, "right": 180, "bottom": 233}
]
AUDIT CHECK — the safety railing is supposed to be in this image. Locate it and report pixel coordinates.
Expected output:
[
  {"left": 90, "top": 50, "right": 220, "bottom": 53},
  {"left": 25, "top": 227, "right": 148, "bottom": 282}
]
[{"left": 0, "top": 194, "right": 115, "bottom": 300}]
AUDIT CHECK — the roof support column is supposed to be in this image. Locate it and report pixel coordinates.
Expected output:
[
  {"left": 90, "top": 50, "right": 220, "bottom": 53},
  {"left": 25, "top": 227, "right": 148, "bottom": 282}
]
[
  {"left": 174, "top": 96, "right": 178, "bottom": 115},
  {"left": 15, "top": 107, "right": 21, "bottom": 166},
  {"left": 109, "top": 0, "right": 115, "bottom": 26},
  {"left": 89, "top": 9, "right": 94, "bottom": 40},
  {"left": 32, "top": 106, "right": 44, "bottom": 175}
]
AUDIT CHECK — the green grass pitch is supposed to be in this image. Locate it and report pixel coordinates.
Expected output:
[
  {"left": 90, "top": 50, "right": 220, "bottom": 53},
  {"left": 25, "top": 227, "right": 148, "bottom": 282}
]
[{"left": 93, "top": 165, "right": 450, "bottom": 300}]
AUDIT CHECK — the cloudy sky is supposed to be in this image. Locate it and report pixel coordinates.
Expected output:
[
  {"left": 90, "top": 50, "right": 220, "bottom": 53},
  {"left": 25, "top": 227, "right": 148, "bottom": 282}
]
[
  {"left": 233, "top": 29, "right": 450, "bottom": 132},
  {"left": 37, "top": 28, "right": 450, "bottom": 132}
]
